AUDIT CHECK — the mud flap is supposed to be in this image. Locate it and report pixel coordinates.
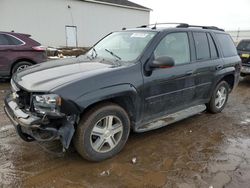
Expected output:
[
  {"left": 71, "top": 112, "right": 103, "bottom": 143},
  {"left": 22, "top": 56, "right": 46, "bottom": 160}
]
[{"left": 58, "top": 118, "right": 75, "bottom": 149}]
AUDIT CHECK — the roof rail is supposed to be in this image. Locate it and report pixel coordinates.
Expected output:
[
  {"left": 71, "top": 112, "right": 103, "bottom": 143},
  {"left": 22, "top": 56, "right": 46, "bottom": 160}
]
[
  {"left": 177, "top": 24, "right": 225, "bottom": 31},
  {"left": 138, "top": 23, "right": 224, "bottom": 31},
  {"left": 138, "top": 23, "right": 188, "bottom": 29}
]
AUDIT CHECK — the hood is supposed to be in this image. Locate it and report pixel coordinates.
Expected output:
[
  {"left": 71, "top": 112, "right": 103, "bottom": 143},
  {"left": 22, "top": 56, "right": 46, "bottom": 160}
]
[{"left": 14, "top": 58, "right": 116, "bottom": 92}]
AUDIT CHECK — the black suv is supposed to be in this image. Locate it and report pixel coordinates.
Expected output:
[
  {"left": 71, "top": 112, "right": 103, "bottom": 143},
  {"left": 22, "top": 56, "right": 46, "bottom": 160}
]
[
  {"left": 237, "top": 39, "right": 250, "bottom": 76},
  {"left": 4, "top": 24, "right": 241, "bottom": 161}
]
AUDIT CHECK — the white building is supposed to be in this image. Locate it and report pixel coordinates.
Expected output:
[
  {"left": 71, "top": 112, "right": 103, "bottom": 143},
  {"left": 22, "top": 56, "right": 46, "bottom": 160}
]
[{"left": 0, "top": 0, "right": 150, "bottom": 47}]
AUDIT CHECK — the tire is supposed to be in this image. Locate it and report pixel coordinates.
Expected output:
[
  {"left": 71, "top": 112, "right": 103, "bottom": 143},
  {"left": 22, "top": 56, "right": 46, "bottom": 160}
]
[
  {"left": 73, "top": 103, "right": 130, "bottom": 161},
  {"left": 207, "top": 81, "right": 229, "bottom": 114},
  {"left": 12, "top": 61, "right": 33, "bottom": 75}
]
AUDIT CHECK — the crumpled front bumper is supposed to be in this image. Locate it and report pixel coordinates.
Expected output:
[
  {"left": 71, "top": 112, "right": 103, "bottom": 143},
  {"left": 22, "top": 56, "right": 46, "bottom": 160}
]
[
  {"left": 4, "top": 95, "right": 42, "bottom": 128},
  {"left": 4, "top": 93, "right": 75, "bottom": 149}
]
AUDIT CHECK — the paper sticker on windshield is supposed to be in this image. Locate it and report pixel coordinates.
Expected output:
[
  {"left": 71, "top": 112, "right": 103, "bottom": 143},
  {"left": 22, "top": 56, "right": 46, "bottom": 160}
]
[{"left": 131, "top": 33, "right": 148, "bottom": 38}]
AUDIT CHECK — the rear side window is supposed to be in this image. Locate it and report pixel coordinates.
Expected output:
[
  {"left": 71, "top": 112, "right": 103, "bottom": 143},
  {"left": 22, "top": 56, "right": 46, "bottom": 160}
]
[
  {"left": 207, "top": 33, "right": 218, "bottom": 58},
  {"left": 193, "top": 32, "right": 210, "bottom": 60},
  {"left": 0, "top": 34, "right": 23, "bottom": 45},
  {"left": 216, "top": 33, "right": 237, "bottom": 57}
]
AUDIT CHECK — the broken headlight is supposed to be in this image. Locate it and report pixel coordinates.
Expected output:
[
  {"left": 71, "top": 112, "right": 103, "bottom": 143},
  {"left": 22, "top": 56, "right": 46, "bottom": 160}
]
[{"left": 33, "top": 94, "right": 62, "bottom": 115}]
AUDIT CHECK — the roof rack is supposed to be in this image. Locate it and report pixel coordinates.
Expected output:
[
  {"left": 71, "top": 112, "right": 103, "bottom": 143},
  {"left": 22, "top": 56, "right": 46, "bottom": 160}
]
[
  {"left": 177, "top": 24, "right": 225, "bottom": 31},
  {"left": 138, "top": 23, "right": 188, "bottom": 29},
  {"left": 138, "top": 23, "right": 224, "bottom": 31}
]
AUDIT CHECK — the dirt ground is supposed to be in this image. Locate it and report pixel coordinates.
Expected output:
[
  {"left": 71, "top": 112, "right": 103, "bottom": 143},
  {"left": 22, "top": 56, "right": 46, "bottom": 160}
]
[{"left": 1, "top": 78, "right": 250, "bottom": 188}]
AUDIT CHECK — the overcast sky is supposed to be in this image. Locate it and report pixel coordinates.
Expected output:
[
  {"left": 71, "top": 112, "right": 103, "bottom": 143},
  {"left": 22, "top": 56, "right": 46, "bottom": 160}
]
[{"left": 131, "top": 0, "right": 250, "bottom": 31}]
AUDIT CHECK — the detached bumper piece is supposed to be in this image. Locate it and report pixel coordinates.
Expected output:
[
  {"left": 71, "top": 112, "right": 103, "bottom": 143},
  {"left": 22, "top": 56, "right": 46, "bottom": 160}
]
[{"left": 4, "top": 94, "right": 75, "bottom": 149}]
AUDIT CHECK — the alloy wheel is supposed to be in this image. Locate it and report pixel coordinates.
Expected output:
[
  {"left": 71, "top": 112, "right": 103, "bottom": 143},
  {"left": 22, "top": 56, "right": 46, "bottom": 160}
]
[
  {"left": 90, "top": 115, "right": 123, "bottom": 153},
  {"left": 215, "top": 86, "right": 227, "bottom": 109}
]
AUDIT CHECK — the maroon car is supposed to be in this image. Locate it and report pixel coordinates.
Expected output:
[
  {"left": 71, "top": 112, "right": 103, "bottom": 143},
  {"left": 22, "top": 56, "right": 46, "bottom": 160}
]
[{"left": 0, "top": 32, "right": 47, "bottom": 78}]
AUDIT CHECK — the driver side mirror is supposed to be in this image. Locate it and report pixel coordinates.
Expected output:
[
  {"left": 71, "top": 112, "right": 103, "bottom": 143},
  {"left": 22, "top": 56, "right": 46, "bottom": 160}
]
[{"left": 150, "top": 56, "right": 175, "bottom": 69}]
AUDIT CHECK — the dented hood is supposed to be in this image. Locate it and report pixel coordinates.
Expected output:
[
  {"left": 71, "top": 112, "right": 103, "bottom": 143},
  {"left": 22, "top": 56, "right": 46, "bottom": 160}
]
[{"left": 13, "top": 58, "right": 115, "bottom": 92}]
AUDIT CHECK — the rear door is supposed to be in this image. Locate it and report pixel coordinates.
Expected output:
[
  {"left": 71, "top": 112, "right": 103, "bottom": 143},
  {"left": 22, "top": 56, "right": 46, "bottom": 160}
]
[
  {"left": 0, "top": 34, "right": 24, "bottom": 76},
  {"left": 0, "top": 34, "right": 12, "bottom": 75},
  {"left": 191, "top": 32, "right": 223, "bottom": 103},
  {"left": 143, "top": 32, "right": 196, "bottom": 122}
]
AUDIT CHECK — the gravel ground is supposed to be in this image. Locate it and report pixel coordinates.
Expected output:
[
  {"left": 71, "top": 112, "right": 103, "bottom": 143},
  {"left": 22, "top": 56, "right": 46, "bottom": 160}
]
[{"left": 0, "top": 78, "right": 250, "bottom": 188}]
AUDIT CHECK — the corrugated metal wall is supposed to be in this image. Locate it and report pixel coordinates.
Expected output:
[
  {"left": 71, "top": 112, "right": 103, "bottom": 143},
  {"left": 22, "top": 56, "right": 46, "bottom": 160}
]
[{"left": 0, "top": 0, "right": 150, "bottom": 47}]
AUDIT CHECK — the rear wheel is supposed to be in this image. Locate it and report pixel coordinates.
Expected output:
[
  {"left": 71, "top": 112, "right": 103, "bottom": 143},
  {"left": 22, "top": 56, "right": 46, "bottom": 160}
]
[
  {"left": 207, "top": 81, "right": 229, "bottom": 113},
  {"left": 12, "top": 61, "right": 33, "bottom": 74},
  {"left": 74, "top": 103, "right": 130, "bottom": 161}
]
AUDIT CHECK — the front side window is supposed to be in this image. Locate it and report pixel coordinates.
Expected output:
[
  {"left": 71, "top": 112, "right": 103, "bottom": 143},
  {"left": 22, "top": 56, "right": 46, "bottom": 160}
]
[
  {"left": 85, "top": 31, "right": 156, "bottom": 62},
  {"left": 154, "top": 32, "right": 190, "bottom": 65},
  {"left": 193, "top": 32, "right": 210, "bottom": 60}
]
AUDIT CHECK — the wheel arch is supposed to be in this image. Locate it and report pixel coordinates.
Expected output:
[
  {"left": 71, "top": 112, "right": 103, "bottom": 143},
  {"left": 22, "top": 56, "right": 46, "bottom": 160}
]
[
  {"left": 75, "top": 84, "right": 140, "bottom": 127},
  {"left": 11, "top": 58, "right": 36, "bottom": 75}
]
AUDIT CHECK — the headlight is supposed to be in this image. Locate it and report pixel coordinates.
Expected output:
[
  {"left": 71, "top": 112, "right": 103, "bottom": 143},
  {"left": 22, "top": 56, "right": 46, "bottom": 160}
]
[{"left": 33, "top": 94, "right": 62, "bottom": 114}]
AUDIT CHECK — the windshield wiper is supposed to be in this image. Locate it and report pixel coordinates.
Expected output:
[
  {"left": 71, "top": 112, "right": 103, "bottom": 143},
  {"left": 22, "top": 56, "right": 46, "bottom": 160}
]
[{"left": 105, "top": 49, "right": 121, "bottom": 60}]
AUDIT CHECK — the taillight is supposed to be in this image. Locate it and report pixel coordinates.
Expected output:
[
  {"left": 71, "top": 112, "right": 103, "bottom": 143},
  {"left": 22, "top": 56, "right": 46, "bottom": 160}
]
[{"left": 32, "top": 46, "right": 46, "bottom": 51}]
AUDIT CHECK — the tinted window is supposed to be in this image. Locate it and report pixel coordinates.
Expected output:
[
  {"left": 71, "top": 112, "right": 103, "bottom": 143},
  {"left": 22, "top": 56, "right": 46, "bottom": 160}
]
[
  {"left": 154, "top": 32, "right": 190, "bottom": 65},
  {"left": 0, "top": 34, "right": 9, "bottom": 45},
  {"left": 207, "top": 33, "right": 218, "bottom": 58},
  {"left": 237, "top": 40, "right": 250, "bottom": 52},
  {"left": 216, "top": 33, "right": 237, "bottom": 57},
  {"left": 0, "top": 34, "right": 23, "bottom": 45},
  {"left": 193, "top": 32, "right": 210, "bottom": 60}
]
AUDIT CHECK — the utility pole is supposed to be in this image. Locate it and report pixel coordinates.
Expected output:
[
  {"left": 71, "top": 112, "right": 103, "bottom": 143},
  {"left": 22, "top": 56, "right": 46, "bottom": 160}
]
[{"left": 236, "top": 28, "right": 240, "bottom": 44}]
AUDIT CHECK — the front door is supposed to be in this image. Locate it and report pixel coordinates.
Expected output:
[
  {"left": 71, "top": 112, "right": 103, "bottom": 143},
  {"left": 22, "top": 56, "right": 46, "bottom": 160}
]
[{"left": 143, "top": 32, "right": 195, "bottom": 122}]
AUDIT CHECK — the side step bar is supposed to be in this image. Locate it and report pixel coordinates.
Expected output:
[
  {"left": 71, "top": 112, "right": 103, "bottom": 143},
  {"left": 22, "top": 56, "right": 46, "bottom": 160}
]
[{"left": 136, "top": 105, "right": 206, "bottom": 133}]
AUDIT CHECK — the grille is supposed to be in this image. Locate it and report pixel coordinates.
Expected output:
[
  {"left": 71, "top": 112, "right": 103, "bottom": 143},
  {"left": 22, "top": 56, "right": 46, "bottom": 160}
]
[{"left": 16, "top": 89, "right": 31, "bottom": 109}]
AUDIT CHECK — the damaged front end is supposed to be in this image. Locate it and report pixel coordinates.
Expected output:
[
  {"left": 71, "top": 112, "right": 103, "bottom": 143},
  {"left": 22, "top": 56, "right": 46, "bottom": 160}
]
[{"left": 4, "top": 80, "right": 79, "bottom": 149}]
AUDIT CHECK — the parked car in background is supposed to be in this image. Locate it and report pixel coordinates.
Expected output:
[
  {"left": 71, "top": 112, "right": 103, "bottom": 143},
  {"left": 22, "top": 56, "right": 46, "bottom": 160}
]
[
  {"left": 0, "top": 32, "right": 47, "bottom": 78},
  {"left": 237, "top": 39, "right": 250, "bottom": 76},
  {"left": 5, "top": 24, "right": 241, "bottom": 161}
]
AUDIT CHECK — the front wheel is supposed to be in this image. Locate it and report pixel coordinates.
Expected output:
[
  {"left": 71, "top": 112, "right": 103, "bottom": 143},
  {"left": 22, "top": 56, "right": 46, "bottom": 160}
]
[
  {"left": 207, "top": 81, "right": 229, "bottom": 114},
  {"left": 73, "top": 103, "right": 130, "bottom": 161}
]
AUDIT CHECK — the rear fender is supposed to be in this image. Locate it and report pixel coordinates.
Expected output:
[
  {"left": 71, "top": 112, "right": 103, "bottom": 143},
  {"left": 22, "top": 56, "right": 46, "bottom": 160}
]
[{"left": 209, "top": 66, "right": 236, "bottom": 98}]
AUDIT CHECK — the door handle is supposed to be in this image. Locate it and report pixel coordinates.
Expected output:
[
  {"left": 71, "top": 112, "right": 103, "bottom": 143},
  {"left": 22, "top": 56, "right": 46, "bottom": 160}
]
[
  {"left": 186, "top": 70, "right": 194, "bottom": 76},
  {"left": 216, "top": 65, "right": 223, "bottom": 70}
]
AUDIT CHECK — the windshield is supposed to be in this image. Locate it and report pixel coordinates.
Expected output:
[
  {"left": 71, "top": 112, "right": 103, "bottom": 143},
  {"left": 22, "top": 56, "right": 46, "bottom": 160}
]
[
  {"left": 85, "top": 31, "right": 156, "bottom": 62},
  {"left": 237, "top": 41, "right": 250, "bottom": 52}
]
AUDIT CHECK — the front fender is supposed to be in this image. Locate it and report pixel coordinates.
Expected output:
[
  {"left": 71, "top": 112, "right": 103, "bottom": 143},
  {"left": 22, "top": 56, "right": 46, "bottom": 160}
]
[{"left": 75, "top": 84, "right": 139, "bottom": 111}]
